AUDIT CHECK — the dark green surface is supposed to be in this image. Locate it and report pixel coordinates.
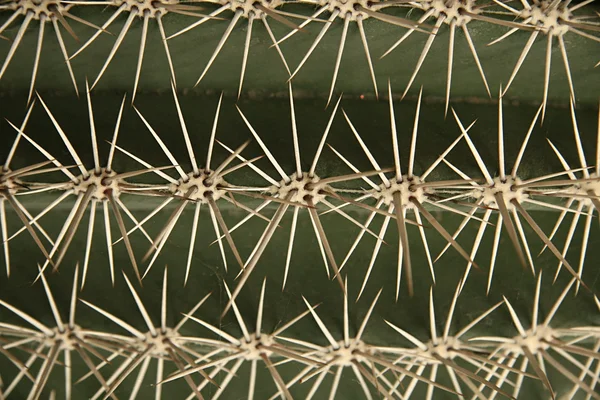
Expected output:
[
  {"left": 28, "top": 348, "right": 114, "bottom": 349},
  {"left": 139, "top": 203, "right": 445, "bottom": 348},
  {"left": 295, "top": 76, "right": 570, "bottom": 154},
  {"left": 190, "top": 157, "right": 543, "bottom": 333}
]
[
  {"left": 1, "top": 1, "right": 600, "bottom": 398},
  {"left": 3, "top": 90, "right": 598, "bottom": 188}
]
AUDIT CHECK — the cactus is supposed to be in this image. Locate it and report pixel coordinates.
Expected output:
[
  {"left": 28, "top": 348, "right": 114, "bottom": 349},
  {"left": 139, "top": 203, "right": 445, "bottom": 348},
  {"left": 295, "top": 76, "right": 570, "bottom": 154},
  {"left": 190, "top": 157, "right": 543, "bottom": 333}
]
[{"left": 1, "top": 0, "right": 600, "bottom": 399}]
